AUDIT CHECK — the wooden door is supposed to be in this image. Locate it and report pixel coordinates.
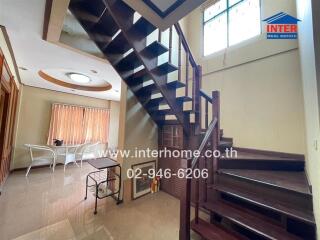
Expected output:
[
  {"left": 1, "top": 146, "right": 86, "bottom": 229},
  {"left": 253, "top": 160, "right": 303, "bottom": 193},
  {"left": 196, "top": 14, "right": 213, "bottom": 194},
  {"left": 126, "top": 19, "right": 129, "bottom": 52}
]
[{"left": 0, "top": 49, "right": 19, "bottom": 186}]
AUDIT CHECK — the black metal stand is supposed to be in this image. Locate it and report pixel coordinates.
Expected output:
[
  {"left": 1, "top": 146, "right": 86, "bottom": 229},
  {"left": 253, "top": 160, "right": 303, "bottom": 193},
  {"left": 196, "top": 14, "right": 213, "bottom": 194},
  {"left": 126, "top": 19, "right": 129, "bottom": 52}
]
[{"left": 85, "top": 158, "right": 122, "bottom": 214}]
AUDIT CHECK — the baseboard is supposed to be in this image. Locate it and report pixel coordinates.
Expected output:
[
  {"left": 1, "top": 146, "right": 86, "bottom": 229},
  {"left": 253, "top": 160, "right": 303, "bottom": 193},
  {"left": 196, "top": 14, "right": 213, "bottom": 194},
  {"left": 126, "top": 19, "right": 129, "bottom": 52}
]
[
  {"left": 11, "top": 159, "right": 89, "bottom": 173},
  {"left": 0, "top": 173, "right": 10, "bottom": 195}
]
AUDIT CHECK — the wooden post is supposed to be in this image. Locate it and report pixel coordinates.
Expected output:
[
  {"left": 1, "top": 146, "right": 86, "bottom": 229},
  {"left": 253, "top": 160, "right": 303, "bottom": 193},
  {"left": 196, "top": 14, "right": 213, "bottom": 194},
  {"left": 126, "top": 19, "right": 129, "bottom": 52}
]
[
  {"left": 179, "top": 159, "right": 191, "bottom": 240},
  {"left": 212, "top": 91, "right": 220, "bottom": 144},
  {"left": 169, "top": 26, "right": 173, "bottom": 63},
  {"left": 205, "top": 100, "right": 209, "bottom": 129},
  {"left": 195, "top": 161, "right": 200, "bottom": 224},
  {"left": 193, "top": 65, "right": 202, "bottom": 135},
  {"left": 212, "top": 91, "right": 220, "bottom": 184},
  {"left": 178, "top": 36, "right": 182, "bottom": 83},
  {"left": 185, "top": 52, "right": 189, "bottom": 96},
  {"left": 158, "top": 29, "right": 162, "bottom": 42}
]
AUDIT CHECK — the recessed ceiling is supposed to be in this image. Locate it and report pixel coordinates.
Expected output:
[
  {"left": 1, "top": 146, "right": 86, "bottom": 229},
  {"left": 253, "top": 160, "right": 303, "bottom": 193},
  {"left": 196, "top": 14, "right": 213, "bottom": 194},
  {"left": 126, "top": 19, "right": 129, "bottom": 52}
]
[
  {"left": 0, "top": 0, "right": 121, "bottom": 101},
  {"left": 39, "top": 68, "right": 112, "bottom": 91}
]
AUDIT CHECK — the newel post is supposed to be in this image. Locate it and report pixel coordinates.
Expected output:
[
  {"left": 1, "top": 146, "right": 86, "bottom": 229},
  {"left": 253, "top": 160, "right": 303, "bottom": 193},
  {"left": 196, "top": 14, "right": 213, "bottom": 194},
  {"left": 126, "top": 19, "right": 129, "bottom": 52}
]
[
  {"left": 193, "top": 65, "right": 202, "bottom": 135},
  {"left": 212, "top": 91, "right": 220, "bottom": 184},
  {"left": 179, "top": 159, "right": 191, "bottom": 240}
]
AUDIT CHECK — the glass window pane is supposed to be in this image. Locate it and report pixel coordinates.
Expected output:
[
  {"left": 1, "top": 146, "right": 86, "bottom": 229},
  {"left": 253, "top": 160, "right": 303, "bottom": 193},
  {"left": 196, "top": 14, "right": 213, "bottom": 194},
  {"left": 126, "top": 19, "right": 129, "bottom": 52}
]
[
  {"left": 204, "top": 13, "right": 228, "bottom": 56},
  {"left": 229, "top": 0, "right": 242, "bottom": 6},
  {"left": 204, "top": 0, "right": 227, "bottom": 22},
  {"left": 229, "top": 0, "right": 261, "bottom": 46}
]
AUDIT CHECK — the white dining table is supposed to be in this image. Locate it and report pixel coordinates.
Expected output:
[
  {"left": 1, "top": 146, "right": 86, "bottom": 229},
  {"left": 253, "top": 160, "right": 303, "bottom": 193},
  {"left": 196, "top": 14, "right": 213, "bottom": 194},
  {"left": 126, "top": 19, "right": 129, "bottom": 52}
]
[{"left": 50, "top": 144, "right": 82, "bottom": 170}]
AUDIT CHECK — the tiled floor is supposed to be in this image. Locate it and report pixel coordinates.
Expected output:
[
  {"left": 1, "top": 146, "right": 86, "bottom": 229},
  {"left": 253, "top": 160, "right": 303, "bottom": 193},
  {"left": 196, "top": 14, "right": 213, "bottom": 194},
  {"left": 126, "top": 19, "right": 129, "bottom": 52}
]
[{"left": 0, "top": 163, "right": 201, "bottom": 240}]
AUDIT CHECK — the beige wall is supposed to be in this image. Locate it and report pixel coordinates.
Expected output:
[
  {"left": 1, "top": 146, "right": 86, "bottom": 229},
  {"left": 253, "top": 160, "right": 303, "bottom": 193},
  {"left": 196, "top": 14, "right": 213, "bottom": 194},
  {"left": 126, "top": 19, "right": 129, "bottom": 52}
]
[
  {"left": 12, "top": 85, "right": 120, "bottom": 169},
  {"left": 184, "top": 0, "right": 306, "bottom": 154},
  {"left": 296, "top": 0, "right": 320, "bottom": 237},
  {"left": 116, "top": 81, "right": 158, "bottom": 201},
  {"left": 117, "top": 82, "right": 158, "bottom": 180}
]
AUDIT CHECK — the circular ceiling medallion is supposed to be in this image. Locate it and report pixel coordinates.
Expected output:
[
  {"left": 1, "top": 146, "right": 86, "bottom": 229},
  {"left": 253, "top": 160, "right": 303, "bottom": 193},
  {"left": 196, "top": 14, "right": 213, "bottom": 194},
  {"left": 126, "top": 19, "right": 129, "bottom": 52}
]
[{"left": 38, "top": 70, "right": 112, "bottom": 92}]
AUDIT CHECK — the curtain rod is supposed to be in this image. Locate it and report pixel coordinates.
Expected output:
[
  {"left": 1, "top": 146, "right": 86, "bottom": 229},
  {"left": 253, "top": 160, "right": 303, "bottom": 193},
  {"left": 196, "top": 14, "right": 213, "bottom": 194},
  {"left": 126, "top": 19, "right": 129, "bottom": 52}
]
[{"left": 52, "top": 102, "right": 110, "bottom": 110}]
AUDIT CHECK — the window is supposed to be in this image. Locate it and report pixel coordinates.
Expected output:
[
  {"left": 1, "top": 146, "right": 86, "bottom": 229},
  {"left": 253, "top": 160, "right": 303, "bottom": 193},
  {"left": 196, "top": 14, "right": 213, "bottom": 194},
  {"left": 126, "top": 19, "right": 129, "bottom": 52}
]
[{"left": 203, "top": 0, "right": 261, "bottom": 56}]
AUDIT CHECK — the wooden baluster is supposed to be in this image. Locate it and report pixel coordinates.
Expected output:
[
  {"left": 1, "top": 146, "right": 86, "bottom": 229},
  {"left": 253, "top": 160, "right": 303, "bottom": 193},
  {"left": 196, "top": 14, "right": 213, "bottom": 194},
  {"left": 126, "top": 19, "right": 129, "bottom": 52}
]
[
  {"left": 158, "top": 29, "right": 162, "bottom": 42},
  {"left": 178, "top": 36, "right": 182, "bottom": 83},
  {"left": 205, "top": 100, "right": 209, "bottom": 129},
  {"left": 195, "top": 161, "right": 200, "bottom": 224},
  {"left": 169, "top": 26, "right": 173, "bottom": 63},
  {"left": 193, "top": 66, "right": 201, "bottom": 135},
  {"left": 179, "top": 159, "right": 191, "bottom": 240},
  {"left": 185, "top": 52, "right": 189, "bottom": 96}
]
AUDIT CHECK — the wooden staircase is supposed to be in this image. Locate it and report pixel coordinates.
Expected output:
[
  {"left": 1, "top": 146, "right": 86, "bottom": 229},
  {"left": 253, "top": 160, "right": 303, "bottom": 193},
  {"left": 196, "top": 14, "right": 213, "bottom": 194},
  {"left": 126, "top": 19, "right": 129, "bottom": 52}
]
[{"left": 69, "top": 1, "right": 316, "bottom": 239}]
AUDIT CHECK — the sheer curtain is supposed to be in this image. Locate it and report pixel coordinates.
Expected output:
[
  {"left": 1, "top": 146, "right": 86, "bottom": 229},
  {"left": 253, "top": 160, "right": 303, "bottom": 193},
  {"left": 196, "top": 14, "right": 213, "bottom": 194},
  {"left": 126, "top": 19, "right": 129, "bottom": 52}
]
[
  {"left": 83, "top": 108, "right": 110, "bottom": 144},
  {"left": 47, "top": 104, "right": 84, "bottom": 145},
  {"left": 47, "top": 104, "right": 110, "bottom": 145}
]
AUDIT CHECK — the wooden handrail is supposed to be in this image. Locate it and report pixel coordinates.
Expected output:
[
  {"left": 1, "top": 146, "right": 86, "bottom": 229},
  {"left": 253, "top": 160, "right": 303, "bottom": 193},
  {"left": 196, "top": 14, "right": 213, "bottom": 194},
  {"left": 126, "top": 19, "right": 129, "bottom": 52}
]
[
  {"left": 174, "top": 23, "right": 197, "bottom": 68},
  {"left": 200, "top": 90, "right": 212, "bottom": 103},
  {"left": 191, "top": 117, "right": 218, "bottom": 169}
]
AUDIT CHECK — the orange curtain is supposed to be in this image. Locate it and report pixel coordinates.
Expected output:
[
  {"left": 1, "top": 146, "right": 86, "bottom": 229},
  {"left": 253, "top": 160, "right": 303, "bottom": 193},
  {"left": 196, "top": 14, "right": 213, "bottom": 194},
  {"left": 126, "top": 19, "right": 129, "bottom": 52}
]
[
  {"left": 83, "top": 108, "right": 110, "bottom": 144},
  {"left": 47, "top": 104, "right": 85, "bottom": 145}
]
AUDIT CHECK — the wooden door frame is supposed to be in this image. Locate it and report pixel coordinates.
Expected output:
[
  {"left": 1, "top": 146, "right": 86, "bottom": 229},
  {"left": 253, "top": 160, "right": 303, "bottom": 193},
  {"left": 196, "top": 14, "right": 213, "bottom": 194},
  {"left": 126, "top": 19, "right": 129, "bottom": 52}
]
[{"left": 312, "top": 0, "right": 320, "bottom": 120}]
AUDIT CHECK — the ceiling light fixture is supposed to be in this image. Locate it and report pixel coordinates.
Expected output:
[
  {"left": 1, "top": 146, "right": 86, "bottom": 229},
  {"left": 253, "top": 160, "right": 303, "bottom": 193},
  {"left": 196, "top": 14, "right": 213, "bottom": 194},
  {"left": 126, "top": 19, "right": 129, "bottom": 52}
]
[{"left": 67, "top": 73, "right": 91, "bottom": 83}]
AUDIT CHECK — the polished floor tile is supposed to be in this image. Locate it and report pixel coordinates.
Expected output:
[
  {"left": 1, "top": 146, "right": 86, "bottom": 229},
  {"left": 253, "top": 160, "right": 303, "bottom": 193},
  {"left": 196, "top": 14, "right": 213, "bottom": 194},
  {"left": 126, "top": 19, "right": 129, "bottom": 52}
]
[{"left": 0, "top": 163, "right": 202, "bottom": 240}]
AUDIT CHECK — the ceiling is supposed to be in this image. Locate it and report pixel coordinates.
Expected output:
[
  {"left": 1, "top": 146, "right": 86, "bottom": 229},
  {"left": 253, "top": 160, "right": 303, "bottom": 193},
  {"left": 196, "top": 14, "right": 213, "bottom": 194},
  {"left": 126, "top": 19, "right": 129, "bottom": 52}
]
[
  {"left": 60, "top": 11, "right": 105, "bottom": 59},
  {"left": 124, "top": 0, "right": 206, "bottom": 30},
  {"left": 0, "top": 0, "right": 121, "bottom": 101},
  {"left": 143, "top": 0, "right": 186, "bottom": 17}
]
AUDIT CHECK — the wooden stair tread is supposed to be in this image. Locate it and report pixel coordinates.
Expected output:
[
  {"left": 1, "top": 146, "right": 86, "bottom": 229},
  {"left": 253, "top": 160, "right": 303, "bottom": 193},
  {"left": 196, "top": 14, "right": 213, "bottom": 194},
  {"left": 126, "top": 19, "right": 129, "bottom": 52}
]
[
  {"left": 135, "top": 84, "right": 157, "bottom": 96},
  {"left": 141, "top": 41, "right": 168, "bottom": 58},
  {"left": 90, "top": 11, "right": 119, "bottom": 37},
  {"left": 191, "top": 218, "right": 244, "bottom": 240},
  {"left": 219, "top": 140, "right": 233, "bottom": 147},
  {"left": 104, "top": 32, "right": 131, "bottom": 54},
  {"left": 115, "top": 51, "right": 142, "bottom": 71},
  {"left": 152, "top": 62, "right": 178, "bottom": 75},
  {"left": 218, "top": 169, "right": 311, "bottom": 195},
  {"left": 146, "top": 97, "right": 164, "bottom": 107},
  {"left": 129, "top": 17, "right": 156, "bottom": 38},
  {"left": 167, "top": 80, "right": 186, "bottom": 89},
  {"left": 71, "top": 7, "right": 101, "bottom": 24},
  {"left": 203, "top": 200, "right": 302, "bottom": 240},
  {"left": 70, "top": 0, "right": 106, "bottom": 24},
  {"left": 221, "top": 151, "right": 304, "bottom": 162},
  {"left": 212, "top": 182, "right": 315, "bottom": 224},
  {"left": 125, "top": 68, "right": 151, "bottom": 83},
  {"left": 156, "top": 119, "right": 180, "bottom": 125},
  {"left": 176, "top": 96, "right": 192, "bottom": 102}
]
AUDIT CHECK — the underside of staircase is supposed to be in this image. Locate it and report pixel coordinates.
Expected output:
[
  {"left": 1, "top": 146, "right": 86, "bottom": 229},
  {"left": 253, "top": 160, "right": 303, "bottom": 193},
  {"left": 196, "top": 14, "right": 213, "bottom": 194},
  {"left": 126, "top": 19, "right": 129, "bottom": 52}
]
[{"left": 69, "top": 1, "right": 316, "bottom": 239}]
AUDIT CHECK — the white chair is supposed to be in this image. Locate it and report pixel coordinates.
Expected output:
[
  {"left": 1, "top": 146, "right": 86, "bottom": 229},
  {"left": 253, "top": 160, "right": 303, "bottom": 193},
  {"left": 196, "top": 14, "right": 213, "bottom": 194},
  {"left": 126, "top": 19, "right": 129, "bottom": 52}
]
[
  {"left": 24, "top": 144, "right": 56, "bottom": 176},
  {"left": 54, "top": 145, "right": 81, "bottom": 172},
  {"left": 76, "top": 142, "right": 101, "bottom": 167}
]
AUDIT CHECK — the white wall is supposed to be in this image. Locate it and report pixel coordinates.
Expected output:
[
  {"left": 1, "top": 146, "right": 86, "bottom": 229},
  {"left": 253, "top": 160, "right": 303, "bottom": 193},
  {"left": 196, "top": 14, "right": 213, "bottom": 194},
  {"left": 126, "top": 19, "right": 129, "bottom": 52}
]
[
  {"left": 183, "top": 0, "right": 307, "bottom": 154},
  {"left": 296, "top": 0, "right": 320, "bottom": 237}
]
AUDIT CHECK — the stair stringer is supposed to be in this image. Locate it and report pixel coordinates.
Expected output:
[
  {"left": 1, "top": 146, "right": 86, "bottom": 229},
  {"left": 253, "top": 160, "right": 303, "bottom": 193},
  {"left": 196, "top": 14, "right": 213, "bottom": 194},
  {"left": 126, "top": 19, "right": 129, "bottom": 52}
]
[{"left": 105, "top": 0, "right": 191, "bottom": 134}]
